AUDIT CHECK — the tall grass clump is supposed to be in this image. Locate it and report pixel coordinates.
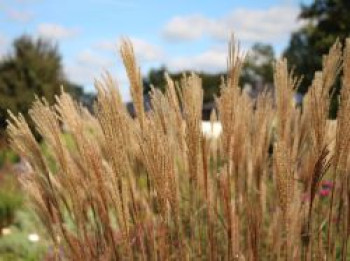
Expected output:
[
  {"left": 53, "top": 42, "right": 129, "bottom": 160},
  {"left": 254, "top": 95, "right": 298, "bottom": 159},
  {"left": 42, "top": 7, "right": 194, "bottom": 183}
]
[{"left": 6, "top": 37, "right": 350, "bottom": 260}]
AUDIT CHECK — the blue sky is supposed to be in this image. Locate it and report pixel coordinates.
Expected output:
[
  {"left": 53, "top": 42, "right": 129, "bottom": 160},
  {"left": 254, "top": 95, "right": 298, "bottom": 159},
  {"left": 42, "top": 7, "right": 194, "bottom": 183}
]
[{"left": 0, "top": 0, "right": 310, "bottom": 100}]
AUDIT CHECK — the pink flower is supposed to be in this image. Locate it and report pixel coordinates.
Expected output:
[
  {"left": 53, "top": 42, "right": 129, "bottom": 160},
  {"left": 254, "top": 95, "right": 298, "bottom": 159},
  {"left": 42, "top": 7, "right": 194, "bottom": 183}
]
[{"left": 319, "top": 189, "right": 330, "bottom": 197}]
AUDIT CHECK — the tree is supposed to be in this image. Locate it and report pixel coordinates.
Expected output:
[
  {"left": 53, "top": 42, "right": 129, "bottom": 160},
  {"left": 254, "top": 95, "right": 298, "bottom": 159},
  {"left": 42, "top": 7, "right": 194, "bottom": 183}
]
[
  {"left": 143, "top": 67, "right": 225, "bottom": 103},
  {"left": 0, "top": 35, "right": 86, "bottom": 131},
  {"left": 284, "top": 0, "right": 350, "bottom": 94},
  {"left": 240, "top": 43, "right": 274, "bottom": 87},
  {"left": 143, "top": 43, "right": 275, "bottom": 104}
]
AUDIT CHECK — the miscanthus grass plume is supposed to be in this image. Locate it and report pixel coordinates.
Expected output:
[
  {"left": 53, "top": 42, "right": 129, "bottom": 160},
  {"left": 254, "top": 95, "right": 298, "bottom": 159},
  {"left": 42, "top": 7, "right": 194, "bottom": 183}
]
[{"left": 7, "top": 37, "right": 350, "bottom": 260}]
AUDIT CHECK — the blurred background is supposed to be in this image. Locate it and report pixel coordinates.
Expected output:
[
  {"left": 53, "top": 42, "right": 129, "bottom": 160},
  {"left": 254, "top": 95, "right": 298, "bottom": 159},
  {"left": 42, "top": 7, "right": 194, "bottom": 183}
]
[{"left": 0, "top": 0, "right": 349, "bottom": 259}]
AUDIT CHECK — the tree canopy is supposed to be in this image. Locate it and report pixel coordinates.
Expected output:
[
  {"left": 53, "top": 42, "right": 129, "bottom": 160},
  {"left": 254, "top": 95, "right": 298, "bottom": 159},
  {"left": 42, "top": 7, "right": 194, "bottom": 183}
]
[
  {"left": 0, "top": 35, "right": 88, "bottom": 131},
  {"left": 143, "top": 67, "right": 225, "bottom": 103},
  {"left": 284, "top": 0, "right": 350, "bottom": 94},
  {"left": 241, "top": 43, "right": 274, "bottom": 87},
  {"left": 143, "top": 43, "right": 275, "bottom": 104}
]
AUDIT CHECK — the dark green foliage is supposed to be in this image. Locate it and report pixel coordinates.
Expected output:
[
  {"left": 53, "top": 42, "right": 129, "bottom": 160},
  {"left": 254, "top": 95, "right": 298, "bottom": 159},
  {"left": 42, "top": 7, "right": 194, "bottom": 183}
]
[
  {"left": 0, "top": 36, "right": 63, "bottom": 130},
  {"left": 299, "top": 0, "right": 350, "bottom": 51},
  {"left": 65, "top": 82, "right": 96, "bottom": 111},
  {"left": 143, "top": 66, "right": 168, "bottom": 94},
  {"left": 0, "top": 176, "right": 22, "bottom": 231},
  {"left": 0, "top": 149, "right": 20, "bottom": 168},
  {"left": 0, "top": 35, "right": 90, "bottom": 132},
  {"left": 284, "top": 26, "right": 322, "bottom": 94},
  {"left": 284, "top": 0, "right": 350, "bottom": 117},
  {"left": 143, "top": 66, "right": 225, "bottom": 103}
]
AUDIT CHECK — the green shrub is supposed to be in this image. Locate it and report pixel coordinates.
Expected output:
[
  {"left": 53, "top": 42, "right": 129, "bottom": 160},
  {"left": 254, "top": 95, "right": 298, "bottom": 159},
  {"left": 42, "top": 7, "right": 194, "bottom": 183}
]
[
  {"left": 0, "top": 209, "right": 49, "bottom": 261},
  {"left": 0, "top": 176, "right": 22, "bottom": 230},
  {"left": 0, "top": 149, "right": 20, "bottom": 169}
]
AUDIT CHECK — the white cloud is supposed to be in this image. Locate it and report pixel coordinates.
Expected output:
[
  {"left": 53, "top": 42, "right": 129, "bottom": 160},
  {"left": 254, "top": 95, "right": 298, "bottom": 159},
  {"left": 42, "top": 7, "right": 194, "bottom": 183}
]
[
  {"left": 96, "top": 40, "right": 116, "bottom": 52},
  {"left": 7, "top": 9, "right": 34, "bottom": 23},
  {"left": 162, "top": 14, "right": 211, "bottom": 41},
  {"left": 65, "top": 45, "right": 138, "bottom": 101},
  {"left": 37, "top": 23, "right": 79, "bottom": 40},
  {"left": 129, "top": 38, "right": 164, "bottom": 61},
  {"left": 65, "top": 62, "right": 131, "bottom": 101},
  {"left": 163, "top": 5, "right": 301, "bottom": 43},
  {"left": 77, "top": 50, "right": 114, "bottom": 69},
  {"left": 167, "top": 47, "right": 227, "bottom": 73},
  {"left": 65, "top": 64, "right": 97, "bottom": 87},
  {"left": 96, "top": 37, "right": 164, "bottom": 62},
  {"left": 97, "top": 37, "right": 228, "bottom": 74},
  {"left": 65, "top": 49, "right": 115, "bottom": 86}
]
